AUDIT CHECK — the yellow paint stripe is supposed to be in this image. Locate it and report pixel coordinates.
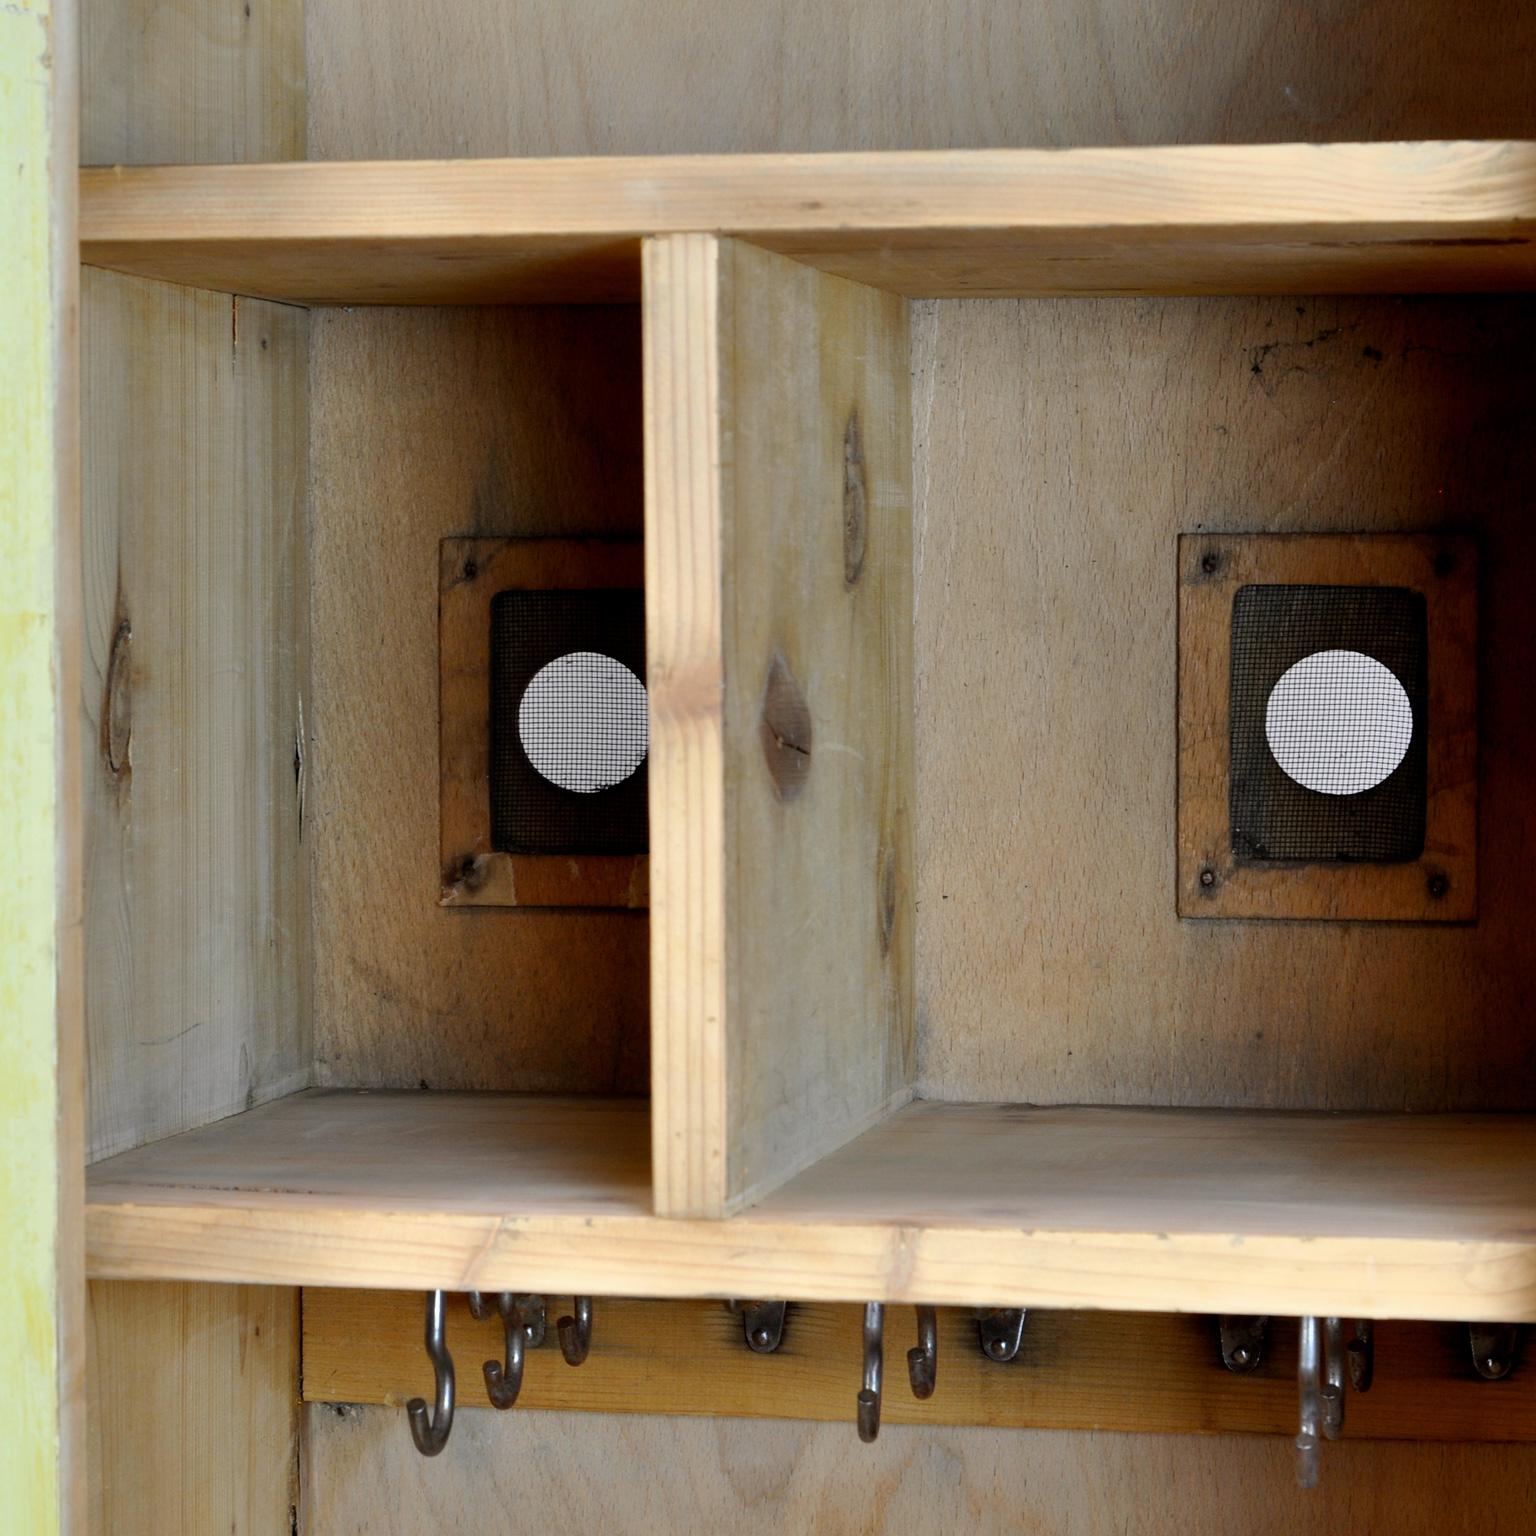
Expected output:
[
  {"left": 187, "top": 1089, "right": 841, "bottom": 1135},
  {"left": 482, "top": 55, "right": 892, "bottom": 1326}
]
[{"left": 1, "top": 0, "right": 69, "bottom": 1528}]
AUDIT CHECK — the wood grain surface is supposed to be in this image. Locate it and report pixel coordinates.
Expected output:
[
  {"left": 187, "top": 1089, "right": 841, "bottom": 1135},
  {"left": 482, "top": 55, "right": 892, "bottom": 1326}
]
[
  {"left": 78, "top": 11, "right": 307, "bottom": 1532},
  {"left": 83, "top": 1093, "right": 1536, "bottom": 1322},
  {"left": 304, "top": 0, "right": 1536, "bottom": 160},
  {"left": 80, "top": 142, "right": 1536, "bottom": 304},
  {"left": 308, "top": 306, "right": 650, "bottom": 1094},
  {"left": 81, "top": 269, "right": 312, "bottom": 1162},
  {"left": 912, "top": 294, "right": 1536, "bottom": 1111},
  {"left": 644, "top": 236, "right": 914, "bottom": 1215},
  {"left": 87, "top": 1282, "right": 299, "bottom": 1536},
  {"left": 302, "top": 1405, "right": 1536, "bottom": 1536}
]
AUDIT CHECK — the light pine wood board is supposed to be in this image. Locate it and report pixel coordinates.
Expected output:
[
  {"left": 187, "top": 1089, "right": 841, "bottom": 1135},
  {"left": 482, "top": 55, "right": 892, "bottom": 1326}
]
[
  {"left": 645, "top": 236, "right": 914, "bottom": 1215},
  {"left": 305, "top": 1291, "right": 1536, "bottom": 1444},
  {"left": 912, "top": 294, "right": 1536, "bottom": 1111},
  {"left": 307, "top": 306, "right": 649, "bottom": 1095},
  {"left": 87, "top": 1282, "right": 299, "bottom": 1536},
  {"left": 1, "top": 0, "right": 82, "bottom": 1526},
  {"left": 83, "top": 1093, "right": 1536, "bottom": 1320},
  {"left": 305, "top": 0, "right": 1536, "bottom": 162},
  {"left": 79, "top": 11, "right": 305, "bottom": 1532},
  {"left": 304, "top": 1406, "right": 1536, "bottom": 1536},
  {"left": 80, "top": 142, "right": 1536, "bottom": 304},
  {"left": 81, "top": 269, "right": 311, "bottom": 1162}
]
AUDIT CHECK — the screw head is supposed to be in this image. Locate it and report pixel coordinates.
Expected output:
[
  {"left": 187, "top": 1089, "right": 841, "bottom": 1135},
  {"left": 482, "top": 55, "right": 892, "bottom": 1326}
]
[
  {"left": 1200, "top": 552, "right": 1220, "bottom": 575},
  {"left": 1427, "top": 872, "right": 1449, "bottom": 900},
  {"left": 987, "top": 1339, "right": 1008, "bottom": 1359},
  {"left": 1199, "top": 867, "right": 1217, "bottom": 889},
  {"left": 1231, "top": 1345, "right": 1252, "bottom": 1367},
  {"left": 751, "top": 1327, "right": 772, "bottom": 1349}
]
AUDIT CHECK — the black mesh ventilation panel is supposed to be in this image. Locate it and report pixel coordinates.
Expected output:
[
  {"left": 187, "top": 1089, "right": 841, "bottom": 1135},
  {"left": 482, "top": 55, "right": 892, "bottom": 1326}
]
[
  {"left": 489, "top": 589, "right": 648, "bottom": 855},
  {"left": 1229, "top": 584, "right": 1427, "bottom": 863}
]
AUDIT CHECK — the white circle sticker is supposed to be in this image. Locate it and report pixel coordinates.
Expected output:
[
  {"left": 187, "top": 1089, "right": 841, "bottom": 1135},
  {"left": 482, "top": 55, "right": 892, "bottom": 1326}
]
[
  {"left": 1264, "top": 649, "right": 1412, "bottom": 795},
  {"left": 518, "top": 651, "right": 648, "bottom": 793}
]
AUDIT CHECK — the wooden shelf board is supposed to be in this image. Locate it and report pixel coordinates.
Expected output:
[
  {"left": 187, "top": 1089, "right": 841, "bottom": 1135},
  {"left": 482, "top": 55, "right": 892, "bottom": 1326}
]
[
  {"left": 80, "top": 141, "right": 1536, "bottom": 304},
  {"left": 85, "top": 1092, "right": 1536, "bottom": 1321}
]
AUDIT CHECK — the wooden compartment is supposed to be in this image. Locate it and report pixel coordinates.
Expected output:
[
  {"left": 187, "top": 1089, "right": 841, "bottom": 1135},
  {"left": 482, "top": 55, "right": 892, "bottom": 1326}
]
[
  {"left": 76, "top": 148, "right": 1536, "bottom": 1328},
  {"left": 0, "top": 62, "right": 1513, "bottom": 1518}
]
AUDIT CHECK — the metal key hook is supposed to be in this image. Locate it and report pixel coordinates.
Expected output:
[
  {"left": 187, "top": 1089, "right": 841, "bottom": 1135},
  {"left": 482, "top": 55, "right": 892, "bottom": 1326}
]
[
  {"left": 907, "top": 1305, "right": 937, "bottom": 1399},
  {"left": 406, "top": 1291, "right": 455, "bottom": 1456},
  {"left": 484, "top": 1294, "right": 527, "bottom": 1410},
  {"left": 1295, "top": 1315, "right": 1322, "bottom": 1489},
  {"left": 559, "top": 1296, "right": 593, "bottom": 1365},
  {"left": 858, "top": 1302, "right": 885, "bottom": 1442}
]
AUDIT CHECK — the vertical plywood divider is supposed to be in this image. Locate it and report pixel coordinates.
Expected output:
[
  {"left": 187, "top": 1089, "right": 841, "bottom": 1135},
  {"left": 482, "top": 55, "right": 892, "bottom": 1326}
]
[{"left": 645, "top": 234, "right": 915, "bottom": 1217}]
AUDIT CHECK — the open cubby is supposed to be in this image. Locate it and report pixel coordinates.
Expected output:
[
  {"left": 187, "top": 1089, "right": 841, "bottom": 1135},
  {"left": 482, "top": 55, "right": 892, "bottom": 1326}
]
[{"left": 81, "top": 145, "right": 1536, "bottom": 1334}]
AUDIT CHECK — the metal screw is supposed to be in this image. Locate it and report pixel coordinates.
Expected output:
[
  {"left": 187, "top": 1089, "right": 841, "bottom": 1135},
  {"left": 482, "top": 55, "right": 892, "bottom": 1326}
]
[
  {"left": 1427, "top": 872, "right": 1449, "bottom": 899},
  {"left": 986, "top": 1339, "right": 1008, "bottom": 1360},
  {"left": 1199, "top": 867, "right": 1217, "bottom": 888},
  {"left": 1486, "top": 1356, "right": 1500, "bottom": 1375},
  {"left": 463, "top": 559, "right": 479, "bottom": 580},
  {"left": 751, "top": 1328, "right": 772, "bottom": 1350},
  {"left": 1231, "top": 1345, "right": 1252, "bottom": 1367},
  {"left": 1201, "top": 552, "right": 1220, "bottom": 575}
]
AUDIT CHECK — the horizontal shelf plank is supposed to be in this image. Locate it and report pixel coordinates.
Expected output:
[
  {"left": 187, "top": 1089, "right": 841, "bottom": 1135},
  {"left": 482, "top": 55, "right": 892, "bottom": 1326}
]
[
  {"left": 86, "top": 1093, "right": 1536, "bottom": 1320},
  {"left": 80, "top": 141, "right": 1536, "bottom": 304},
  {"left": 304, "top": 1291, "right": 1536, "bottom": 1443}
]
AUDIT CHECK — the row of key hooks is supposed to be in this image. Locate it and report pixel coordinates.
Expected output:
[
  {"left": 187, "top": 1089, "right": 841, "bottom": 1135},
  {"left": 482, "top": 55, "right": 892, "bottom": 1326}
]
[
  {"left": 407, "top": 1291, "right": 592, "bottom": 1456},
  {"left": 405, "top": 1292, "right": 1519, "bottom": 1487}
]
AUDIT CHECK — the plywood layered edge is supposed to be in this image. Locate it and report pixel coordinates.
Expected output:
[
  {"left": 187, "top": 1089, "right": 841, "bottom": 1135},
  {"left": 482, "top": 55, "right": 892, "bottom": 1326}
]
[
  {"left": 84, "top": 1093, "right": 1536, "bottom": 1321},
  {"left": 81, "top": 141, "right": 1536, "bottom": 304}
]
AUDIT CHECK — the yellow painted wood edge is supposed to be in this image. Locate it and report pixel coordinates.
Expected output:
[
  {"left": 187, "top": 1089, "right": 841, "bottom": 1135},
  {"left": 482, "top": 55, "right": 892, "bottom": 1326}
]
[
  {"left": 0, "top": 0, "right": 81, "bottom": 1530},
  {"left": 84, "top": 1204, "right": 1536, "bottom": 1323}
]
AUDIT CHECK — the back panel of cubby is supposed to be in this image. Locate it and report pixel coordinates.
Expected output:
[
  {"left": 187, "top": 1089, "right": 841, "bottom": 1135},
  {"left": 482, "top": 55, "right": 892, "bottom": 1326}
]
[
  {"left": 913, "top": 294, "right": 1536, "bottom": 1112},
  {"left": 306, "top": 305, "right": 650, "bottom": 1093}
]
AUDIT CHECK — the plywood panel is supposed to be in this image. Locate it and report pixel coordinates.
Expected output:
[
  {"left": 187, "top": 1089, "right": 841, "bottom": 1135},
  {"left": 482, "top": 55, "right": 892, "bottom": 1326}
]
[
  {"left": 303, "top": 1405, "right": 1536, "bottom": 1536},
  {"left": 305, "top": 1291, "right": 1536, "bottom": 1444},
  {"left": 308, "top": 306, "right": 649, "bottom": 1093},
  {"left": 305, "top": 0, "right": 1536, "bottom": 160},
  {"left": 914, "top": 294, "right": 1536, "bottom": 1110},
  {"left": 79, "top": 142, "right": 1536, "bottom": 305},
  {"left": 81, "top": 269, "right": 311, "bottom": 1161},
  {"left": 645, "top": 237, "right": 913, "bottom": 1215},
  {"left": 81, "top": 0, "right": 304, "bottom": 166},
  {"left": 87, "top": 1282, "right": 299, "bottom": 1536}
]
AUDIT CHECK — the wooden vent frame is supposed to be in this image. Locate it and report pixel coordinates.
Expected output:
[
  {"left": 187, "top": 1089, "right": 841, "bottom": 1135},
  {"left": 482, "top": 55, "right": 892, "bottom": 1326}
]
[
  {"left": 438, "top": 536, "right": 648, "bottom": 908},
  {"left": 1177, "top": 532, "right": 1476, "bottom": 922}
]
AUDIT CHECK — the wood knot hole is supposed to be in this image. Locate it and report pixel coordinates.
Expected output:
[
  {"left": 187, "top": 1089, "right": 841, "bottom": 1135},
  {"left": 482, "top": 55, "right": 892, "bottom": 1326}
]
[{"left": 760, "top": 653, "right": 813, "bottom": 802}]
